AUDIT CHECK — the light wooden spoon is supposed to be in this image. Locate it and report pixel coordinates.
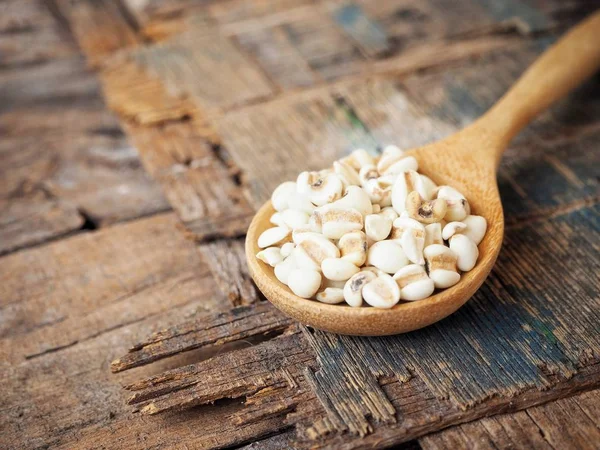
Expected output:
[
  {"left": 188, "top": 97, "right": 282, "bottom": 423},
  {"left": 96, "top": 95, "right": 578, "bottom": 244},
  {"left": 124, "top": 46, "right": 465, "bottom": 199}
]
[{"left": 246, "top": 12, "right": 600, "bottom": 336}]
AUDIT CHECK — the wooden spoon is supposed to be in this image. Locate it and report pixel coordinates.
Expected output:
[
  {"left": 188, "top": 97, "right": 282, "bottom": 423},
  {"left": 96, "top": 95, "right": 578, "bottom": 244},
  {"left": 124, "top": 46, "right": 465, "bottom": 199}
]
[{"left": 246, "top": 12, "right": 600, "bottom": 336}]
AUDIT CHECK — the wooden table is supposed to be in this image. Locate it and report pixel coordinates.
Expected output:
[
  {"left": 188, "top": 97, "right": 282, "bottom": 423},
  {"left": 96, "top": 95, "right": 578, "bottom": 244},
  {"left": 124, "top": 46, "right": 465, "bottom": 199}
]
[{"left": 2, "top": 1, "right": 599, "bottom": 448}]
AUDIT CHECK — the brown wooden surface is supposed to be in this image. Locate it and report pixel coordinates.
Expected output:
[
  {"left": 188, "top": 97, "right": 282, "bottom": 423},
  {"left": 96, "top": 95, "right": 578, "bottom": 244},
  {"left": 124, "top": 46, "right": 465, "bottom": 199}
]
[{"left": 1, "top": 0, "right": 599, "bottom": 449}]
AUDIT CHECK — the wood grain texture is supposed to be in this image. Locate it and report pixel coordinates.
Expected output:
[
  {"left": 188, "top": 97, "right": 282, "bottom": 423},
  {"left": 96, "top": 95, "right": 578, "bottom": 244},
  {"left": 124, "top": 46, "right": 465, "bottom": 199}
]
[
  {"left": 112, "top": 318, "right": 600, "bottom": 448},
  {"left": 420, "top": 389, "right": 600, "bottom": 450},
  {"left": 216, "top": 36, "right": 597, "bottom": 210},
  {"left": 0, "top": 193, "right": 84, "bottom": 255},
  {"left": 111, "top": 302, "right": 293, "bottom": 373},
  {"left": 111, "top": 204, "right": 599, "bottom": 445},
  {"left": 198, "top": 239, "right": 260, "bottom": 306},
  {"left": 302, "top": 328, "right": 405, "bottom": 437},
  {"left": 100, "top": 53, "right": 202, "bottom": 127},
  {"left": 123, "top": 331, "right": 314, "bottom": 415},
  {"left": 234, "top": 25, "right": 319, "bottom": 90},
  {"left": 306, "top": 363, "right": 600, "bottom": 449},
  {"left": 0, "top": 0, "right": 78, "bottom": 68},
  {"left": 342, "top": 48, "right": 600, "bottom": 223},
  {"left": 125, "top": 122, "right": 255, "bottom": 240},
  {"left": 0, "top": 213, "right": 242, "bottom": 450},
  {"left": 55, "top": 0, "right": 140, "bottom": 65},
  {"left": 0, "top": 213, "right": 217, "bottom": 353},
  {"left": 61, "top": 3, "right": 258, "bottom": 242},
  {"left": 2, "top": 0, "right": 599, "bottom": 449},
  {"left": 229, "top": 15, "right": 598, "bottom": 444},
  {"left": 217, "top": 87, "right": 380, "bottom": 208},
  {"left": 328, "top": 2, "right": 390, "bottom": 58},
  {"left": 0, "top": 12, "right": 169, "bottom": 250},
  {"left": 130, "top": 21, "right": 274, "bottom": 113}
]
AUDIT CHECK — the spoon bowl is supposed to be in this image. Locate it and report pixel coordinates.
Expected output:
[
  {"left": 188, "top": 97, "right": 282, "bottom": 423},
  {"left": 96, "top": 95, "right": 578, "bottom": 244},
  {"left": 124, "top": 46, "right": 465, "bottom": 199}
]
[
  {"left": 245, "top": 135, "right": 504, "bottom": 335},
  {"left": 246, "top": 12, "right": 600, "bottom": 335}
]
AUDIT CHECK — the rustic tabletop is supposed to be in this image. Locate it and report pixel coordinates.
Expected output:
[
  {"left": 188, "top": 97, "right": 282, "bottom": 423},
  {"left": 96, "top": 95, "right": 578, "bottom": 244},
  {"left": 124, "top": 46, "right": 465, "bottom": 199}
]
[{"left": 1, "top": 0, "right": 599, "bottom": 449}]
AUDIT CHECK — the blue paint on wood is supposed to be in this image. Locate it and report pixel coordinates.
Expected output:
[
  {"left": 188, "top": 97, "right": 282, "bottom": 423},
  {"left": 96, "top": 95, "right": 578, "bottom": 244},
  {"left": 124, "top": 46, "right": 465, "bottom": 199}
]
[
  {"left": 307, "top": 205, "right": 600, "bottom": 414},
  {"left": 332, "top": 3, "right": 389, "bottom": 56}
]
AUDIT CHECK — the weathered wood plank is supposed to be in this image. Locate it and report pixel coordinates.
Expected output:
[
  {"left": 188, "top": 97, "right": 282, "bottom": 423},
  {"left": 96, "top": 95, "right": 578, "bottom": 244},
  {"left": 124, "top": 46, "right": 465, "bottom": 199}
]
[
  {"left": 122, "top": 0, "right": 200, "bottom": 27},
  {"left": 399, "top": 39, "right": 600, "bottom": 142},
  {"left": 339, "top": 44, "right": 600, "bottom": 223},
  {"left": 238, "top": 430, "right": 299, "bottom": 450},
  {"left": 45, "top": 139, "right": 171, "bottom": 226},
  {"left": 358, "top": 0, "right": 594, "bottom": 47},
  {"left": 0, "top": 56, "right": 99, "bottom": 116},
  {"left": 124, "top": 332, "right": 314, "bottom": 415},
  {"left": 343, "top": 39, "right": 600, "bottom": 146},
  {"left": 336, "top": 78, "right": 457, "bottom": 150},
  {"left": 0, "top": 0, "right": 77, "bottom": 68},
  {"left": 267, "top": 13, "right": 367, "bottom": 81},
  {"left": 217, "top": 47, "right": 598, "bottom": 216},
  {"left": 0, "top": 213, "right": 216, "bottom": 346},
  {"left": 1, "top": 308, "right": 285, "bottom": 450},
  {"left": 216, "top": 87, "right": 379, "bottom": 207},
  {"left": 61, "top": 403, "right": 295, "bottom": 450},
  {"left": 123, "top": 0, "right": 314, "bottom": 30},
  {"left": 234, "top": 25, "right": 319, "bottom": 90},
  {"left": 111, "top": 326, "right": 600, "bottom": 449},
  {"left": 240, "top": 431, "right": 423, "bottom": 450},
  {"left": 420, "top": 389, "right": 600, "bottom": 450},
  {"left": 231, "top": 0, "right": 592, "bottom": 92},
  {"left": 111, "top": 302, "right": 292, "bottom": 372},
  {"left": 328, "top": 1, "right": 390, "bottom": 58},
  {"left": 119, "top": 0, "right": 594, "bottom": 94},
  {"left": 238, "top": 27, "right": 518, "bottom": 91},
  {"left": 3, "top": 1, "right": 599, "bottom": 450},
  {"left": 0, "top": 214, "right": 306, "bottom": 450},
  {"left": 74, "top": 21, "right": 257, "bottom": 241},
  {"left": 0, "top": 0, "right": 171, "bottom": 237},
  {"left": 0, "top": 211, "right": 258, "bottom": 450},
  {"left": 115, "top": 202, "right": 600, "bottom": 448},
  {"left": 122, "top": 2, "right": 215, "bottom": 42},
  {"left": 100, "top": 54, "right": 200, "bottom": 126},
  {"left": 123, "top": 0, "right": 317, "bottom": 42},
  {"left": 198, "top": 239, "right": 260, "bottom": 305},
  {"left": 0, "top": 193, "right": 84, "bottom": 255},
  {"left": 124, "top": 122, "right": 254, "bottom": 240},
  {"left": 0, "top": 60, "right": 170, "bottom": 225},
  {"left": 130, "top": 22, "right": 274, "bottom": 113},
  {"left": 208, "top": 0, "right": 316, "bottom": 27},
  {"left": 306, "top": 363, "right": 600, "bottom": 449},
  {"left": 500, "top": 127, "right": 600, "bottom": 222},
  {"left": 302, "top": 328, "right": 411, "bottom": 437},
  {"left": 56, "top": 0, "right": 140, "bottom": 65}
]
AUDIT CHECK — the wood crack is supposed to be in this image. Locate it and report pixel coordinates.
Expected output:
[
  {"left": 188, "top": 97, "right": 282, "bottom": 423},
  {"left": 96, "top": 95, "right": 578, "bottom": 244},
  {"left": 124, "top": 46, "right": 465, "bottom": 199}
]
[
  {"left": 24, "top": 309, "right": 188, "bottom": 360},
  {"left": 524, "top": 410, "right": 557, "bottom": 450},
  {"left": 112, "top": 302, "right": 293, "bottom": 372}
]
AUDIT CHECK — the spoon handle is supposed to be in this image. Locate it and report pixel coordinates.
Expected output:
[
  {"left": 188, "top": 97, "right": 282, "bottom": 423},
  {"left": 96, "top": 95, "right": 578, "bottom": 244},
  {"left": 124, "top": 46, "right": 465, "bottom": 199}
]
[{"left": 478, "top": 11, "right": 600, "bottom": 161}]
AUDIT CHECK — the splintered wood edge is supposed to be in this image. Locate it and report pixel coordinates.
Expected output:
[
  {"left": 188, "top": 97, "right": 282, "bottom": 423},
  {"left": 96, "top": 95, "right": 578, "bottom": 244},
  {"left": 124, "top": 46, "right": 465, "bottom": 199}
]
[
  {"left": 246, "top": 197, "right": 503, "bottom": 336},
  {"left": 111, "top": 302, "right": 293, "bottom": 372}
]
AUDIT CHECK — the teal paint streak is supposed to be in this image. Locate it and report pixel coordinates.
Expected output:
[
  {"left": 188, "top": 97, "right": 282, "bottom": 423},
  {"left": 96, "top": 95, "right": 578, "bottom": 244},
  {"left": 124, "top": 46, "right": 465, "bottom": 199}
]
[
  {"left": 331, "top": 96, "right": 381, "bottom": 155},
  {"left": 532, "top": 319, "right": 559, "bottom": 345}
]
